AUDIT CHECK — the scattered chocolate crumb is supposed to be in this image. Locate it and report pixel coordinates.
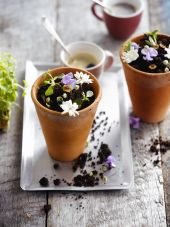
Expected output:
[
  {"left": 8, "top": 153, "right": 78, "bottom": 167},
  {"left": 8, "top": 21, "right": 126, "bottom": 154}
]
[
  {"left": 153, "top": 159, "right": 160, "bottom": 166},
  {"left": 98, "top": 144, "right": 112, "bottom": 164},
  {"left": 39, "top": 177, "right": 49, "bottom": 187},
  {"left": 160, "top": 148, "right": 166, "bottom": 154},
  {"left": 73, "top": 174, "right": 97, "bottom": 187},
  {"left": 149, "top": 138, "right": 170, "bottom": 156},
  {"left": 72, "top": 153, "right": 88, "bottom": 172},
  {"left": 44, "top": 204, "right": 51, "bottom": 214},
  {"left": 108, "top": 126, "right": 111, "bottom": 133},
  {"left": 149, "top": 145, "right": 158, "bottom": 155},
  {"left": 53, "top": 163, "right": 59, "bottom": 170},
  {"left": 53, "top": 179, "right": 61, "bottom": 186}
]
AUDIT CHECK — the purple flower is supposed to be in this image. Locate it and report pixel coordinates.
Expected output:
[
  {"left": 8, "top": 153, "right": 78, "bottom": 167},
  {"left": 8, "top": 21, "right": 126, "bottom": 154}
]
[
  {"left": 129, "top": 116, "right": 140, "bottom": 129},
  {"left": 61, "top": 72, "right": 76, "bottom": 88},
  {"left": 132, "top": 42, "right": 139, "bottom": 50},
  {"left": 141, "top": 45, "right": 158, "bottom": 61},
  {"left": 106, "top": 155, "right": 116, "bottom": 168}
]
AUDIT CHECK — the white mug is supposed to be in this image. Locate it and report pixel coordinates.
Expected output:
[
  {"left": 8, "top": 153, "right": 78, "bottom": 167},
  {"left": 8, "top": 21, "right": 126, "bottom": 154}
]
[{"left": 60, "top": 41, "right": 114, "bottom": 79}]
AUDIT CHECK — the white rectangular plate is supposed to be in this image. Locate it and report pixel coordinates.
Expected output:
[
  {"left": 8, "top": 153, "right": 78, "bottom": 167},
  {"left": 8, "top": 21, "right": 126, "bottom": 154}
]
[{"left": 20, "top": 61, "right": 134, "bottom": 191}]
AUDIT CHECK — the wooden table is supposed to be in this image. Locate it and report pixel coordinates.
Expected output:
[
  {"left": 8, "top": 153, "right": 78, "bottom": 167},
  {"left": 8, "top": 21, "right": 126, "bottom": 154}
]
[{"left": 0, "top": 0, "right": 169, "bottom": 226}]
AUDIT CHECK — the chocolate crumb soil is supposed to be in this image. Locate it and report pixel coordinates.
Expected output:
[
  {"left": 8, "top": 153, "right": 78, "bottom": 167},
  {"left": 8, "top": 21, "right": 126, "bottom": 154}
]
[
  {"left": 98, "top": 144, "right": 112, "bottom": 164},
  {"left": 53, "top": 163, "right": 59, "bottom": 170},
  {"left": 53, "top": 179, "right": 61, "bottom": 186},
  {"left": 72, "top": 153, "right": 88, "bottom": 172},
  {"left": 149, "top": 137, "right": 170, "bottom": 155},
  {"left": 73, "top": 174, "right": 97, "bottom": 187},
  {"left": 37, "top": 72, "right": 95, "bottom": 112},
  {"left": 149, "top": 137, "right": 170, "bottom": 166},
  {"left": 153, "top": 159, "right": 160, "bottom": 166},
  {"left": 39, "top": 177, "right": 49, "bottom": 187}
]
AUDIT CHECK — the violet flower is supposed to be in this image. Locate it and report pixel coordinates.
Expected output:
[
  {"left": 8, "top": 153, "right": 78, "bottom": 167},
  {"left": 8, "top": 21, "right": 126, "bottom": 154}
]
[
  {"left": 129, "top": 116, "right": 140, "bottom": 129},
  {"left": 141, "top": 45, "right": 158, "bottom": 61},
  {"left": 61, "top": 72, "right": 76, "bottom": 88},
  {"left": 106, "top": 155, "right": 116, "bottom": 168},
  {"left": 132, "top": 42, "right": 139, "bottom": 50}
]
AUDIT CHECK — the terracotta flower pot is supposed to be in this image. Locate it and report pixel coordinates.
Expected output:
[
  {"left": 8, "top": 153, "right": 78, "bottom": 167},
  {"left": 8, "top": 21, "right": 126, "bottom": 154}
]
[
  {"left": 120, "top": 34, "right": 170, "bottom": 123},
  {"left": 31, "top": 67, "right": 102, "bottom": 161}
]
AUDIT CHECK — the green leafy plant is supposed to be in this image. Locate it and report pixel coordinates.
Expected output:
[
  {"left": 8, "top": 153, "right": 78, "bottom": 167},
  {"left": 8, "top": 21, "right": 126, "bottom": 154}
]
[{"left": 0, "top": 52, "right": 26, "bottom": 129}]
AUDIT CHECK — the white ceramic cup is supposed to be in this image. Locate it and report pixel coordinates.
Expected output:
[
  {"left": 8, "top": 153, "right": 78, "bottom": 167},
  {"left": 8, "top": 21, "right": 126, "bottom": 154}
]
[{"left": 60, "top": 41, "right": 114, "bottom": 79}]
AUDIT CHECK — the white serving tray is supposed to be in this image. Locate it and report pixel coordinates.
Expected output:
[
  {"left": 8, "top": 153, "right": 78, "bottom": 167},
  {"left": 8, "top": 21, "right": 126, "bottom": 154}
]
[{"left": 20, "top": 61, "right": 134, "bottom": 191}]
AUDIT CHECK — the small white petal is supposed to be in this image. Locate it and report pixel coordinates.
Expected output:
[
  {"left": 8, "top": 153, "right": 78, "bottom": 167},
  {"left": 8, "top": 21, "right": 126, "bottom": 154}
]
[
  {"left": 86, "top": 90, "right": 94, "bottom": 98},
  {"left": 163, "top": 60, "right": 169, "bottom": 65},
  {"left": 165, "top": 45, "right": 170, "bottom": 59},
  {"left": 122, "top": 48, "right": 139, "bottom": 64},
  {"left": 165, "top": 67, "right": 169, "bottom": 72},
  {"left": 74, "top": 71, "right": 93, "bottom": 84}
]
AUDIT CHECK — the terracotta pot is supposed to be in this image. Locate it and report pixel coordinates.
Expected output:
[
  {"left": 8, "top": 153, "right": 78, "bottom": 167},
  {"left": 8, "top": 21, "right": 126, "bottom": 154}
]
[
  {"left": 120, "top": 34, "right": 170, "bottom": 123},
  {"left": 31, "top": 67, "right": 102, "bottom": 161}
]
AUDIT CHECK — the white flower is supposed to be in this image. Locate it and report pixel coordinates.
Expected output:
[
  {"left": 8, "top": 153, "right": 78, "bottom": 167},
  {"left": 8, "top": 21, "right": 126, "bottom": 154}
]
[
  {"left": 163, "top": 60, "right": 169, "bottom": 65},
  {"left": 74, "top": 71, "right": 93, "bottom": 84},
  {"left": 60, "top": 100, "right": 79, "bottom": 117},
  {"left": 165, "top": 44, "right": 170, "bottom": 59},
  {"left": 165, "top": 67, "right": 169, "bottom": 72},
  {"left": 122, "top": 47, "right": 139, "bottom": 63},
  {"left": 86, "top": 90, "right": 94, "bottom": 98}
]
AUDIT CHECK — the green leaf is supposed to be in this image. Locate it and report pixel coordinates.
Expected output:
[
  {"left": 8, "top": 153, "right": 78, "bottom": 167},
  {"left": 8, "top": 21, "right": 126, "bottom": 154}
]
[
  {"left": 23, "top": 80, "right": 28, "bottom": 88},
  {"left": 43, "top": 80, "right": 50, "bottom": 85},
  {"left": 124, "top": 41, "right": 132, "bottom": 52},
  {"left": 147, "top": 30, "right": 158, "bottom": 45},
  {"left": 45, "top": 85, "right": 54, "bottom": 96},
  {"left": 22, "top": 90, "right": 26, "bottom": 97},
  {"left": 145, "top": 40, "right": 152, "bottom": 46},
  {"left": 74, "top": 98, "right": 83, "bottom": 108}
]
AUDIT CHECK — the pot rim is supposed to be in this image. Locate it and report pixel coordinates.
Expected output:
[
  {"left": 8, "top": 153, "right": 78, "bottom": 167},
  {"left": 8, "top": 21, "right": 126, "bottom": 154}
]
[
  {"left": 120, "top": 33, "right": 170, "bottom": 78},
  {"left": 31, "top": 67, "right": 102, "bottom": 116}
]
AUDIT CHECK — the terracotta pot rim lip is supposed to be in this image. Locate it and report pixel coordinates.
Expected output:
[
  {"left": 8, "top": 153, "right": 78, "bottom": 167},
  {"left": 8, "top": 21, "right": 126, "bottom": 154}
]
[
  {"left": 120, "top": 33, "right": 170, "bottom": 77},
  {"left": 31, "top": 67, "right": 102, "bottom": 116}
]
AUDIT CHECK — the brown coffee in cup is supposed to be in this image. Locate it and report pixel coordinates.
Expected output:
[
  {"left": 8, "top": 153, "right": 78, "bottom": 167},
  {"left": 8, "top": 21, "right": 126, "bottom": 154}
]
[
  {"left": 108, "top": 3, "right": 136, "bottom": 16},
  {"left": 68, "top": 52, "right": 98, "bottom": 69}
]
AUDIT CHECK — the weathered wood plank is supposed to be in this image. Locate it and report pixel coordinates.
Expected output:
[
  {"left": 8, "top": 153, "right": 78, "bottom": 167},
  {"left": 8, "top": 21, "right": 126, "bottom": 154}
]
[
  {"left": 148, "top": 0, "right": 170, "bottom": 35},
  {"left": 48, "top": 1, "right": 167, "bottom": 226},
  {"left": 159, "top": 116, "right": 170, "bottom": 227},
  {"left": 148, "top": 0, "right": 170, "bottom": 226},
  {"left": 0, "top": 0, "right": 56, "bottom": 226}
]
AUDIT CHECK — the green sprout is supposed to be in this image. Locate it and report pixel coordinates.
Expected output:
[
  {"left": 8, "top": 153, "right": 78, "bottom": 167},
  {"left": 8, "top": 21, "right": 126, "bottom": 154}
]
[
  {"left": 124, "top": 41, "right": 132, "bottom": 52},
  {"left": 145, "top": 30, "right": 159, "bottom": 47},
  {"left": 43, "top": 72, "right": 62, "bottom": 96}
]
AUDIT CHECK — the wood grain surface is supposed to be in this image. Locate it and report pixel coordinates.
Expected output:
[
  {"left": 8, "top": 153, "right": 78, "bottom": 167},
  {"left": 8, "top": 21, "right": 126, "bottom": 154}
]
[
  {"left": 0, "top": 0, "right": 169, "bottom": 226},
  {"left": 148, "top": 1, "right": 170, "bottom": 226},
  {"left": 0, "top": 0, "right": 55, "bottom": 226}
]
